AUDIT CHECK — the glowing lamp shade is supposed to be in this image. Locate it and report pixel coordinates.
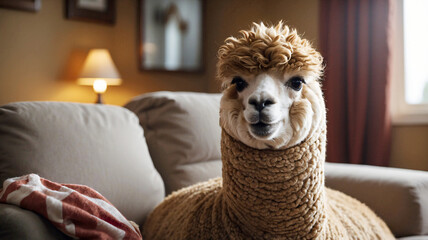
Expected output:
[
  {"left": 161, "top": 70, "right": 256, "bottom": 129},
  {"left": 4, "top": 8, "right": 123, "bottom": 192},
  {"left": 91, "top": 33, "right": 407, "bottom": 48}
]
[{"left": 77, "top": 49, "right": 122, "bottom": 104}]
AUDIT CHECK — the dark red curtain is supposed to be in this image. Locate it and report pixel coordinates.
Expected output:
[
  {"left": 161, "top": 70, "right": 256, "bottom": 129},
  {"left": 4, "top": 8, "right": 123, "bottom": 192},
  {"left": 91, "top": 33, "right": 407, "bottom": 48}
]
[{"left": 319, "top": 0, "right": 392, "bottom": 166}]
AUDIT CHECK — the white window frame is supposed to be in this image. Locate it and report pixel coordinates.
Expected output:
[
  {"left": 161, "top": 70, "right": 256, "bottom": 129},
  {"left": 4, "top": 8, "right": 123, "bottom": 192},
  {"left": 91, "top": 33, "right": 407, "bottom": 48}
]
[{"left": 390, "top": 0, "right": 428, "bottom": 124}]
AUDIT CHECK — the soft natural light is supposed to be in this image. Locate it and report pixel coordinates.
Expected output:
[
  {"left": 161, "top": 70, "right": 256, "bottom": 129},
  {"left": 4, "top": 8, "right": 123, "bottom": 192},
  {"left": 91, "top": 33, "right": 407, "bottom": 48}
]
[{"left": 403, "top": 0, "right": 428, "bottom": 104}]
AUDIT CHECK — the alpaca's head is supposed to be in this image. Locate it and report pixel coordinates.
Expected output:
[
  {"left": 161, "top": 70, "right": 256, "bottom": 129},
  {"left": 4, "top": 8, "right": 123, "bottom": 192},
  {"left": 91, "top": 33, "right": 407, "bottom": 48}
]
[{"left": 217, "top": 22, "right": 325, "bottom": 149}]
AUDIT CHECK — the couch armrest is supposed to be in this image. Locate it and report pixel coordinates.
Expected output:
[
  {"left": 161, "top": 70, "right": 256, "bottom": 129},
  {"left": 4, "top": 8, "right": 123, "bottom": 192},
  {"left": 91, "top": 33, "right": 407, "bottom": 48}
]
[
  {"left": 0, "top": 203, "right": 70, "bottom": 240},
  {"left": 325, "top": 163, "right": 428, "bottom": 238}
]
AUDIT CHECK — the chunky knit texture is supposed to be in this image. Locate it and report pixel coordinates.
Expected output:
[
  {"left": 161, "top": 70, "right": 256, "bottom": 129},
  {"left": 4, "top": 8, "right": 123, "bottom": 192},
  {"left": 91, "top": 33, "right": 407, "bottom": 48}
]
[
  {"left": 143, "top": 122, "right": 394, "bottom": 239},
  {"left": 144, "top": 22, "right": 394, "bottom": 239}
]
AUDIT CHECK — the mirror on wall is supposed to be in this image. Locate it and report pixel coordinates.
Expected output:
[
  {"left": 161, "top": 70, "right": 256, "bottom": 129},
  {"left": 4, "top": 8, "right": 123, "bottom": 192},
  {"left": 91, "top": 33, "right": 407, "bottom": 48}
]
[{"left": 139, "top": 0, "right": 203, "bottom": 72}]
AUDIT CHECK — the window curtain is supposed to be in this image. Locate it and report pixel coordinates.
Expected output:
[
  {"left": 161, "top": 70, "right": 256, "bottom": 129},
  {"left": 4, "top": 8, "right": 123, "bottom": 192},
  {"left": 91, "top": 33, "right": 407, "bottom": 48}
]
[{"left": 319, "top": 0, "right": 392, "bottom": 166}]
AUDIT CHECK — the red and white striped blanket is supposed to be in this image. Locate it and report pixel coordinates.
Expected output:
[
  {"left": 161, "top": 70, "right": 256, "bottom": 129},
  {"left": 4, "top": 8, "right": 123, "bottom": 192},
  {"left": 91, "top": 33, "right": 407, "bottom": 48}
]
[{"left": 0, "top": 174, "right": 142, "bottom": 240}]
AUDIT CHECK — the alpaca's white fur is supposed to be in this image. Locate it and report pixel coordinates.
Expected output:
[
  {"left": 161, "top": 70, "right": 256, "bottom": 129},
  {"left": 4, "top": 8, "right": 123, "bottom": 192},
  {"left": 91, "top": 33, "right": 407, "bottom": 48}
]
[
  {"left": 218, "top": 22, "right": 325, "bottom": 149},
  {"left": 143, "top": 22, "right": 394, "bottom": 240},
  {"left": 220, "top": 69, "right": 324, "bottom": 149}
]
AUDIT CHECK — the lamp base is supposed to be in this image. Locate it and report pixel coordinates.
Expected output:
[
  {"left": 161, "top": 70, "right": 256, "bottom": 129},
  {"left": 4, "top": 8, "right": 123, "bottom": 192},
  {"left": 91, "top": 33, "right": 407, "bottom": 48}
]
[{"left": 95, "top": 93, "right": 103, "bottom": 104}]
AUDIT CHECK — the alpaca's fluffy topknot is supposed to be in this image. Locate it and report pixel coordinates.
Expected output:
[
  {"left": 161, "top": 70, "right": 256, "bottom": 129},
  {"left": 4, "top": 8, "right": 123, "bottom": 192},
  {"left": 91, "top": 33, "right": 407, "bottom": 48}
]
[
  {"left": 217, "top": 22, "right": 323, "bottom": 86},
  {"left": 142, "top": 22, "right": 395, "bottom": 240}
]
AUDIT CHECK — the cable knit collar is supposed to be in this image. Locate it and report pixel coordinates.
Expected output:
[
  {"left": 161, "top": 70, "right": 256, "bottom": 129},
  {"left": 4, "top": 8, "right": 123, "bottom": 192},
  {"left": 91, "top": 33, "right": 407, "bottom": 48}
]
[{"left": 221, "top": 126, "right": 327, "bottom": 239}]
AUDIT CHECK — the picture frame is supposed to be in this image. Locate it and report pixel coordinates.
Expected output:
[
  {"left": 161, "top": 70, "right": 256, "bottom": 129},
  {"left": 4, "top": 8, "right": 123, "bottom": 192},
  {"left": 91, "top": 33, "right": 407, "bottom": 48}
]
[
  {"left": 0, "top": 0, "right": 41, "bottom": 12},
  {"left": 138, "top": 0, "right": 205, "bottom": 73},
  {"left": 65, "top": 0, "right": 115, "bottom": 25}
]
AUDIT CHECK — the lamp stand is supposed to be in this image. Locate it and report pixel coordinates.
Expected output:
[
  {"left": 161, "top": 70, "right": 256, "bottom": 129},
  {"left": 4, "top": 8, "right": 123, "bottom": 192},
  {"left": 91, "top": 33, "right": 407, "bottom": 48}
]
[{"left": 96, "top": 93, "right": 103, "bottom": 104}]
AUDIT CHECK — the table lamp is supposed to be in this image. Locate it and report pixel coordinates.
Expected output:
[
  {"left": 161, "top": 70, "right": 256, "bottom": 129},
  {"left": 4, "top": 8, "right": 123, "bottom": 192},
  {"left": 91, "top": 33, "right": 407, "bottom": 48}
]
[{"left": 77, "top": 49, "right": 122, "bottom": 104}]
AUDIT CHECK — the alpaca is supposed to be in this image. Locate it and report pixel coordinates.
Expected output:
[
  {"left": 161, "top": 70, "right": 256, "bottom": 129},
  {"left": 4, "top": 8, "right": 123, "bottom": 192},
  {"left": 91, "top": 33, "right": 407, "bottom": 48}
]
[{"left": 143, "top": 22, "right": 395, "bottom": 240}]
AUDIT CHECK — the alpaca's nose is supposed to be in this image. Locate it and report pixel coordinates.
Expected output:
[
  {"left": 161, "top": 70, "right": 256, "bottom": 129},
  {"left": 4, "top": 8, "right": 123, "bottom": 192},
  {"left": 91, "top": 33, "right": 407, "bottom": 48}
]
[{"left": 249, "top": 98, "right": 274, "bottom": 112}]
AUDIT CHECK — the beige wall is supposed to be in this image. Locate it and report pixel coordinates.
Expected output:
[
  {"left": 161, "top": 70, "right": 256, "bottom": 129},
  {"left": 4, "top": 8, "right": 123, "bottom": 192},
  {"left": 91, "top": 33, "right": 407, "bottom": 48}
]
[
  {"left": 1, "top": 0, "right": 427, "bottom": 171},
  {"left": 0, "top": 0, "right": 318, "bottom": 105},
  {"left": 0, "top": 0, "right": 206, "bottom": 106},
  {"left": 390, "top": 126, "right": 428, "bottom": 171}
]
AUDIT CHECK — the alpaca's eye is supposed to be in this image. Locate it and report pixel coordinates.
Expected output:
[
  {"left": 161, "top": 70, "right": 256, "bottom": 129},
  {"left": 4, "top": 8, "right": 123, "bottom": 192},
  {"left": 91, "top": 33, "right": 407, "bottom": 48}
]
[
  {"left": 287, "top": 76, "right": 305, "bottom": 91},
  {"left": 231, "top": 76, "right": 248, "bottom": 92}
]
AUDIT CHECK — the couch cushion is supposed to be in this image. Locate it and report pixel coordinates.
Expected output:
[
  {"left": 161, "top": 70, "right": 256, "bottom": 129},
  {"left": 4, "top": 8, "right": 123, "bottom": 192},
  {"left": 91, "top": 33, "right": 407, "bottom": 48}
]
[
  {"left": 0, "top": 203, "right": 70, "bottom": 240},
  {"left": 398, "top": 237, "right": 428, "bottom": 240},
  {"left": 0, "top": 102, "right": 164, "bottom": 226},
  {"left": 325, "top": 163, "right": 428, "bottom": 237},
  {"left": 125, "top": 92, "right": 222, "bottom": 194}
]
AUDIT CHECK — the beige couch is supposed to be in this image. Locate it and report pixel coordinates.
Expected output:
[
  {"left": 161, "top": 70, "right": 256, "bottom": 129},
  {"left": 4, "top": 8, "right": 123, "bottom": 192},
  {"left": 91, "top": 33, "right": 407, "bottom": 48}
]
[{"left": 0, "top": 91, "right": 427, "bottom": 239}]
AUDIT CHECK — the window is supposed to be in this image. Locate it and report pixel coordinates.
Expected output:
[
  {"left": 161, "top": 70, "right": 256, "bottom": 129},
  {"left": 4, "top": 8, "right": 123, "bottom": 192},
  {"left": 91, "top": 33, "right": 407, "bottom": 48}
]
[
  {"left": 403, "top": 0, "right": 428, "bottom": 104},
  {"left": 391, "top": 0, "right": 428, "bottom": 124}
]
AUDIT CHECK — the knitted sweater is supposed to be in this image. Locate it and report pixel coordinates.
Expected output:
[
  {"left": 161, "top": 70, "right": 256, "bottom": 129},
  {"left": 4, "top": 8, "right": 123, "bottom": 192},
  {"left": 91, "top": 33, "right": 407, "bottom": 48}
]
[{"left": 143, "top": 125, "right": 394, "bottom": 240}]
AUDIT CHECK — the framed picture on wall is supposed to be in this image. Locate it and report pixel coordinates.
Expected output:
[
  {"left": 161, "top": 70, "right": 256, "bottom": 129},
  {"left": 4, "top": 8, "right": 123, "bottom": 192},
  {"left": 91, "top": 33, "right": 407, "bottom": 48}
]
[
  {"left": 139, "top": 0, "right": 204, "bottom": 72},
  {"left": 66, "top": 0, "right": 115, "bottom": 25},
  {"left": 0, "top": 0, "right": 41, "bottom": 12}
]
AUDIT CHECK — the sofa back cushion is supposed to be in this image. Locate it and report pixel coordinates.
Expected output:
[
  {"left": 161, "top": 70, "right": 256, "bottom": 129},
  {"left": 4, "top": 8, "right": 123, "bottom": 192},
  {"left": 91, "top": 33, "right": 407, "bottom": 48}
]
[
  {"left": 125, "top": 92, "right": 222, "bottom": 194},
  {"left": 0, "top": 102, "right": 164, "bottom": 226}
]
